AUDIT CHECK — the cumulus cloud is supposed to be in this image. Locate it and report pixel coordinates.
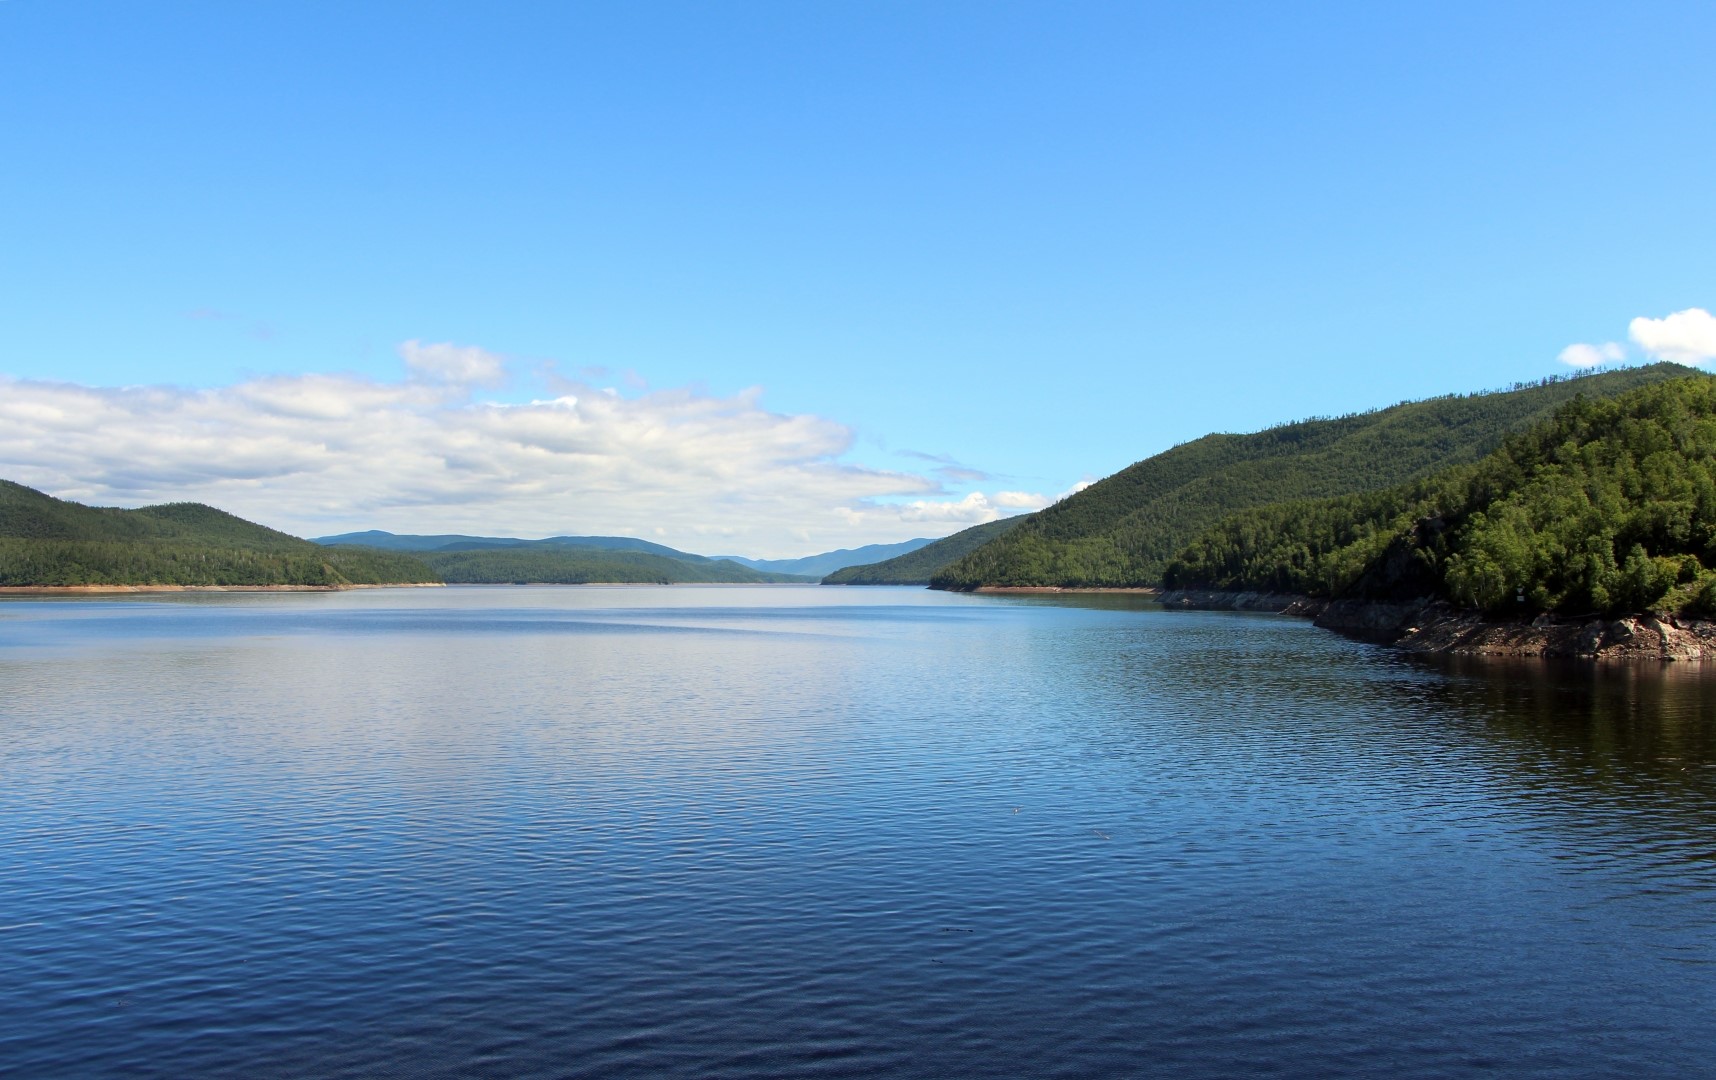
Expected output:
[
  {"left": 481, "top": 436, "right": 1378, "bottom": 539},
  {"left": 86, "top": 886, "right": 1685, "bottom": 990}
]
[
  {"left": 834, "top": 489, "right": 1052, "bottom": 529},
  {"left": 1629, "top": 307, "right": 1716, "bottom": 365},
  {"left": 1557, "top": 341, "right": 1627, "bottom": 369},
  {"left": 0, "top": 343, "right": 1039, "bottom": 558}
]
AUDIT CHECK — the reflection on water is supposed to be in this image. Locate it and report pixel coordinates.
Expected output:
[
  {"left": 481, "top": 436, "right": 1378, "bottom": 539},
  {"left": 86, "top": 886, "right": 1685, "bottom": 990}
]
[
  {"left": 1, "top": 587, "right": 1713, "bottom": 1078},
  {"left": 1431, "top": 653, "right": 1716, "bottom": 773},
  {"left": 1410, "top": 655, "right": 1716, "bottom": 892}
]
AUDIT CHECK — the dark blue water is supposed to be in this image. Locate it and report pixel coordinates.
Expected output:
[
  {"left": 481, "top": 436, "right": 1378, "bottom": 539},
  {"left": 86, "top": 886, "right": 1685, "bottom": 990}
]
[{"left": 2, "top": 586, "right": 1714, "bottom": 1077}]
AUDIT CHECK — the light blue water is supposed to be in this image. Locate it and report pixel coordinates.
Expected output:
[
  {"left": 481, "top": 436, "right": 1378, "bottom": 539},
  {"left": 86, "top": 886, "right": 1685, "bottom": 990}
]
[{"left": 2, "top": 586, "right": 1713, "bottom": 1077}]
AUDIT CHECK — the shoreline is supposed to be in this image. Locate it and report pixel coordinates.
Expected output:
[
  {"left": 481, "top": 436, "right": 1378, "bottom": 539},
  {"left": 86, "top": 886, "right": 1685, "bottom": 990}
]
[
  {"left": 0, "top": 581, "right": 827, "bottom": 595},
  {"left": 972, "top": 586, "right": 1163, "bottom": 595},
  {"left": 1158, "top": 588, "right": 1716, "bottom": 661}
]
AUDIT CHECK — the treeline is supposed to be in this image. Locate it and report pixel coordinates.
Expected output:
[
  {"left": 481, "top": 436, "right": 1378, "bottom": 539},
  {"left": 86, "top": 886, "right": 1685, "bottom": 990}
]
[
  {"left": 1164, "top": 376, "right": 1716, "bottom": 617},
  {"left": 0, "top": 538, "right": 435, "bottom": 587},
  {"left": 931, "top": 364, "right": 1699, "bottom": 590}
]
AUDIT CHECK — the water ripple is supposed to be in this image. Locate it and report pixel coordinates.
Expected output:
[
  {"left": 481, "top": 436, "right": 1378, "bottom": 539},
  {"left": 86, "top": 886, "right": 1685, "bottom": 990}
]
[{"left": 2, "top": 588, "right": 1714, "bottom": 1076}]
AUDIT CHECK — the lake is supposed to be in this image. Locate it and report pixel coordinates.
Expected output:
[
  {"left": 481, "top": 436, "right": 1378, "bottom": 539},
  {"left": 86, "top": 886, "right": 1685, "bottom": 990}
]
[{"left": 2, "top": 585, "right": 1713, "bottom": 1077}]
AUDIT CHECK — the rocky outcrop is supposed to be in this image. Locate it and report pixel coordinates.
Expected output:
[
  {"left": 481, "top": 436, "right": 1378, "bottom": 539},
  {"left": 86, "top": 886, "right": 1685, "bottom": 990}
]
[
  {"left": 1156, "top": 589, "right": 1329, "bottom": 618},
  {"left": 1390, "top": 607, "right": 1716, "bottom": 660},
  {"left": 1157, "top": 589, "right": 1716, "bottom": 660}
]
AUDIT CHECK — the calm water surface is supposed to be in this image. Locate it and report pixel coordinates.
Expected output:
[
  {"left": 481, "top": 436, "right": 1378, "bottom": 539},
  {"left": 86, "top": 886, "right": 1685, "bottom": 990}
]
[{"left": 2, "top": 586, "right": 1714, "bottom": 1077}]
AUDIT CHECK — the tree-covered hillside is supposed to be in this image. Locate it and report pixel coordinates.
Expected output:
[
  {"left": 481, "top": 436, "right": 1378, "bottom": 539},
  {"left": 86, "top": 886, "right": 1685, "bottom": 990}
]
[
  {"left": 1164, "top": 375, "right": 1716, "bottom": 617},
  {"left": 932, "top": 364, "right": 1701, "bottom": 590},
  {"left": 0, "top": 481, "right": 438, "bottom": 587},
  {"left": 823, "top": 516, "right": 1026, "bottom": 585}
]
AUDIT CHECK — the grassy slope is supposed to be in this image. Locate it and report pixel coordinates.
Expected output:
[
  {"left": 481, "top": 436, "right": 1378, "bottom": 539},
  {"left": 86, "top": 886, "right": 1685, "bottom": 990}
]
[
  {"left": 0, "top": 481, "right": 438, "bottom": 586},
  {"left": 822, "top": 517, "right": 1025, "bottom": 584},
  {"left": 931, "top": 364, "right": 1700, "bottom": 590}
]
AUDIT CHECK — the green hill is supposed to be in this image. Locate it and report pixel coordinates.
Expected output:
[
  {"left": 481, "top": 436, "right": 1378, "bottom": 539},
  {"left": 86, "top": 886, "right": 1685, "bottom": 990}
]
[
  {"left": 931, "top": 364, "right": 1700, "bottom": 590},
  {"left": 0, "top": 483, "right": 807, "bottom": 588},
  {"left": 0, "top": 481, "right": 437, "bottom": 587},
  {"left": 1164, "top": 373, "right": 1716, "bottom": 617},
  {"left": 822, "top": 517, "right": 1025, "bottom": 584}
]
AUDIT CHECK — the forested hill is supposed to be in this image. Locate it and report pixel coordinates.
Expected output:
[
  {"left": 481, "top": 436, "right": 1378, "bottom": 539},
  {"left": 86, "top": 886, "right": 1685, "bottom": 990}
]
[
  {"left": 413, "top": 547, "right": 808, "bottom": 584},
  {"left": 314, "top": 530, "right": 724, "bottom": 562},
  {"left": 0, "top": 481, "right": 437, "bottom": 587},
  {"left": 1164, "top": 374, "right": 1716, "bottom": 618},
  {"left": 822, "top": 517, "right": 1025, "bottom": 584},
  {"left": 0, "top": 483, "right": 809, "bottom": 587},
  {"left": 931, "top": 364, "right": 1699, "bottom": 590}
]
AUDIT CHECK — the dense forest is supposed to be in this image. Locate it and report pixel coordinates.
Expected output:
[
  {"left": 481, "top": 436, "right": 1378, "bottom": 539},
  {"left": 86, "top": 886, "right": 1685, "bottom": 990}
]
[
  {"left": 0, "top": 481, "right": 437, "bottom": 587},
  {"left": 823, "top": 517, "right": 1024, "bottom": 584},
  {"left": 931, "top": 364, "right": 1701, "bottom": 590},
  {"left": 315, "top": 531, "right": 814, "bottom": 583},
  {"left": 0, "top": 481, "right": 813, "bottom": 588},
  {"left": 1164, "top": 376, "right": 1716, "bottom": 617}
]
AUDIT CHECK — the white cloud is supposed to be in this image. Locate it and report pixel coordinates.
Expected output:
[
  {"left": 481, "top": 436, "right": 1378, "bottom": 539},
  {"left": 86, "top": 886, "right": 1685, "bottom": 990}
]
[
  {"left": 399, "top": 339, "right": 509, "bottom": 387},
  {"left": 0, "top": 343, "right": 1040, "bottom": 558},
  {"left": 1629, "top": 307, "right": 1716, "bottom": 365},
  {"left": 1557, "top": 341, "right": 1627, "bottom": 369},
  {"left": 835, "top": 489, "right": 1052, "bottom": 528}
]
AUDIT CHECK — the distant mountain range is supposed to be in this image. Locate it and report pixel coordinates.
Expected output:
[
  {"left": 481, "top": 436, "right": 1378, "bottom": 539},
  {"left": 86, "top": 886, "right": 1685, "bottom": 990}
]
[
  {"left": 0, "top": 491, "right": 827, "bottom": 588},
  {"left": 308, "top": 531, "right": 816, "bottom": 583},
  {"left": 316, "top": 530, "right": 728, "bottom": 561},
  {"left": 712, "top": 539, "right": 935, "bottom": 578},
  {"left": 821, "top": 519, "right": 1023, "bottom": 585},
  {"left": 314, "top": 531, "right": 936, "bottom": 579}
]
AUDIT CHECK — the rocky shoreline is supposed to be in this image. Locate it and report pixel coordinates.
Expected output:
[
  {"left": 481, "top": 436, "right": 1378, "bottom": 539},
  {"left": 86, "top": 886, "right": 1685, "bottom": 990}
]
[{"left": 1157, "top": 588, "right": 1716, "bottom": 661}]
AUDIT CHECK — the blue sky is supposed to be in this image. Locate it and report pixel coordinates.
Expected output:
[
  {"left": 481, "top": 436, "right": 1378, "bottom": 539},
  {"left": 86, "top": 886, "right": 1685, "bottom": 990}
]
[{"left": 2, "top": 2, "right": 1713, "bottom": 556}]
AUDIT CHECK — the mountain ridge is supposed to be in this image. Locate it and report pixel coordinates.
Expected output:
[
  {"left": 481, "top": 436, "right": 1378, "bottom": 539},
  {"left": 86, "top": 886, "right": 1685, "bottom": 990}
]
[
  {"left": 931, "top": 364, "right": 1702, "bottom": 590},
  {"left": 822, "top": 518, "right": 1027, "bottom": 585}
]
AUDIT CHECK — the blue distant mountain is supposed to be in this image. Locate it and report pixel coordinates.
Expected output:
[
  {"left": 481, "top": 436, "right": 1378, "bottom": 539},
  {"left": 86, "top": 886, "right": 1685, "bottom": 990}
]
[
  {"left": 313, "top": 530, "right": 936, "bottom": 578},
  {"left": 711, "top": 538, "right": 936, "bottom": 578}
]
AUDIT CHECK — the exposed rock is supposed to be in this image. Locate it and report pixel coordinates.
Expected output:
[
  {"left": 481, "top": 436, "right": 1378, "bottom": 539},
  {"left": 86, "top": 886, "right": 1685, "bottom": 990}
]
[
  {"left": 1156, "top": 589, "right": 1328, "bottom": 617},
  {"left": 1159, "top": 590, "right": 1716, "bottom": 661}
]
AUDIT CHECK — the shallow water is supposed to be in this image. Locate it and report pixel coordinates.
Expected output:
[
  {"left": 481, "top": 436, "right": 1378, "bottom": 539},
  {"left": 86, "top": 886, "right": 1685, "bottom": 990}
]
[{"left": 2, "top": 586, "right": 1713, "bottom": 1077}]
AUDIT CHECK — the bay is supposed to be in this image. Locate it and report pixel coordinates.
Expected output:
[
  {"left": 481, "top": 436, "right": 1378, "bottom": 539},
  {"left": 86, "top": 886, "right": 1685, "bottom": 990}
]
[{"left": 2, "top": 585, "right": 1713, "bottom": 1077}]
